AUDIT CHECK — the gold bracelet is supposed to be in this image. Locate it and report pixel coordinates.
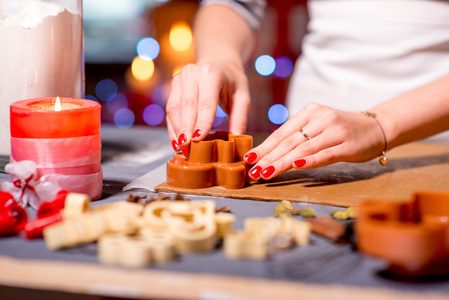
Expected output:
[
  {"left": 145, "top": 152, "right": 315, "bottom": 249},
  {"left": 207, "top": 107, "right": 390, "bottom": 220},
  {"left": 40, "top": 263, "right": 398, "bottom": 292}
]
[{"left": 361, "top": 111, "right": 388, "bottom": 165}]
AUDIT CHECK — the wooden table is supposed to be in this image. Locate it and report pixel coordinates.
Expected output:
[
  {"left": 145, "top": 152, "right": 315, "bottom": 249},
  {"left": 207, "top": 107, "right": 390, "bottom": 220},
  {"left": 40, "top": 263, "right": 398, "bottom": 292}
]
[{"left": 0, "top": 125, "right": 448, "bottom": 300}]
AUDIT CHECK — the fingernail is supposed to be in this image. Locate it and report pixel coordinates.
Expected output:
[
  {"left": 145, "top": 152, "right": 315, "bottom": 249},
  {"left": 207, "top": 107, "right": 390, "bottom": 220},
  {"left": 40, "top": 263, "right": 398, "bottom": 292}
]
[
  {"left": 261, "top": 166, "right": 275, "bottom": 178},
  {"left": 293, "top": 159, "right": 307, "bottom": 168},
  {"left": 178, "top": 133, "right": 187, "bottom": 146},
  {"left": 244, "top": 152, "right": 257, "bottom": 164},
  {"left": 192, "top": 129, "right": 202, "bottom": 139},
  {"left": 182, "top": 147, "right": 189, "bottom": 157},
  {"left": 249, "top": 166, "right": 262, "bottom": 178},
  {"left": 171, "top": 140, "right": 178, "bottom": 151}
]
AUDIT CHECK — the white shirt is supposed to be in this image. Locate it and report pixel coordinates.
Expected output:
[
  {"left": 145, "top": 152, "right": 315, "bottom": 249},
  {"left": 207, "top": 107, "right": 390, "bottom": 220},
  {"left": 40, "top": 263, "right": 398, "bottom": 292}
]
[
  {"left": 287, "top": 0, "right": 449, "bottom": 116},
  {"left": 202, "top": 0, "right": 449, "bottom": 141}
]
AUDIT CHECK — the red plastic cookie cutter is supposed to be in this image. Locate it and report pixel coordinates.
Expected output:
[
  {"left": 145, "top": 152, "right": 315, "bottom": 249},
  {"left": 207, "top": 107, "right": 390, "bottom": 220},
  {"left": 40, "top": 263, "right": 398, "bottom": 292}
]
[
  {"left": 166, "top": 131, "right": 253, "bottom": 189},
  {"left": 355, "top": 191, "right": 449, "bottom": 279}
]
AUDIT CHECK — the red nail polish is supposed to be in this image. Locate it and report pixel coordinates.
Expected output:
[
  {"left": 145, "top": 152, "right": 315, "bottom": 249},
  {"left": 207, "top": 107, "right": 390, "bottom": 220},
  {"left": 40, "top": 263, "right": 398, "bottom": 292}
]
[
  {"left": 261, "top": 166, "right": 275, "bottom": 178},
  {"left": 244, "top": 152, "right": 257, "bottom": 164},
  {"left": 249, "top": 166, "right": 262, "bottom": 178},
  {"left": 171, "top": 140, "right": 178, "bottom": 151},
  {"left": 293, "top": 159, "right": 307, "bottom": 168},
  {"left": 182, "top": 147, "right": 189, "bottom": 157},
  {"left": 178, "top": 133, "right": 187, "bottom": 146},
  {"left": 192, "top": 129, "right": 202, "bottom": 139}
]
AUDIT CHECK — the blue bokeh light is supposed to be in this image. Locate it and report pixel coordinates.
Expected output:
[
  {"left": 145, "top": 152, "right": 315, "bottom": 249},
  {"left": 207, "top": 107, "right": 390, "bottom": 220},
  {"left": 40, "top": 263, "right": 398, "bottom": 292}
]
[
  {"left": 95, "top": 79, "right": 117, "bottom": 101},
  {"left": 216, "top": 105, "right": 227, "bottom": 117},
  {"left": 137, "top": 37, "right": 160, "bottom": 61},
  {"left": 255, "top": 55, "right": 276, "bottom": 76},
  {"left": 107, "top": 93, "right": 128, "bottom": 114},
  {"left": 84, "top": 95, "right": 98, "bottom": 102},
  {"left": 268, "top": 104, "right": 288, "bottom": 125},
  {"left": 274, "top": 56, "right": 294, "bottom": 78},
  {"left": 143, "top": 104, "right": 165, "bottom": 126},
  {"left": 152, "top": 85, "right": 167, "bottom": 106},
  {"left": 212, "top": 116, "right": 224, "bottom": 128},
  {"left": 114, "top": 108, "right": 135, "bottom": 129}
]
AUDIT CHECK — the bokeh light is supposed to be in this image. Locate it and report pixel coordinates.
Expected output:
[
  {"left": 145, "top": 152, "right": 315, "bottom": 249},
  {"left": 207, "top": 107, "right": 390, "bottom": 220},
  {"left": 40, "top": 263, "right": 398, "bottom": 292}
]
[
  {"left": 143, "top": 104, "right": 165, "bottom": 126},
  {"left": 268, "top": 104, "right": 288, "bottom": 125},
  {"left": 212, "top": 116, "right": 224, "bottom": 128},
  {"left": 274, "top": 56, "right": 294, "bottom": 78},
  {"left": 255, "top": 55, "right": 276, "bottom": 76},
  {"left": 84, "top": 95, "right": 98, "bottom": 102},
  {"left": 137, "top": 37, "right": 160, "bottom": 61},
  {"left": 169, "top": 22, "right": 193, "bottom": 51},
  {"left": 152, "top": 84, "right": 168, "bottom": 106},
  {"left": 216, "top": 105, "right": 227, "bottom": 117},
  {"left": 114, "top": 108, "right": 135, "bottom": 129},
  {"left": 95, "top": 79, "right": 117, "bottom": 101},
  {"left": 107, "top": 93, "right": 128, "bottom": 114},
  {"left": 131, "top": 56, "right": 155, "bottom": 81}
]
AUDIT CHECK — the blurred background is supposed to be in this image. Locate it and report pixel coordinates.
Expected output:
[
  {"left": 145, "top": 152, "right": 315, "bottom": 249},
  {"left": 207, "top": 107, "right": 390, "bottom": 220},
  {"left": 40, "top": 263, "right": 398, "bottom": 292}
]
[{"left": 84, "top": 0, "right": 308, "bottom": 134}]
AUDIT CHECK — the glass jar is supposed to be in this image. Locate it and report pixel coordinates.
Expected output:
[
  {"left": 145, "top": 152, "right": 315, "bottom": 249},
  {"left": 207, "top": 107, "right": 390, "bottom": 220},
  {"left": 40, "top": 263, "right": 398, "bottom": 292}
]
[{"left": 0, "top": 0, "right": 84, "bottom": 156}]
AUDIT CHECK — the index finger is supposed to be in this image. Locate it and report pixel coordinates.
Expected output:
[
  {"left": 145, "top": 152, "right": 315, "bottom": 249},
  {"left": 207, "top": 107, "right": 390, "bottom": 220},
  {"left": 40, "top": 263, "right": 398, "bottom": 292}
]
[
  {"left": 177, "top": 66, "right": 200, "bottom": 148},
  {"left": 192, "top": 66, "right": 224, "bottom": 141},
  {"left": 228, "top": 83, "right": 251, "bottom": 135}
]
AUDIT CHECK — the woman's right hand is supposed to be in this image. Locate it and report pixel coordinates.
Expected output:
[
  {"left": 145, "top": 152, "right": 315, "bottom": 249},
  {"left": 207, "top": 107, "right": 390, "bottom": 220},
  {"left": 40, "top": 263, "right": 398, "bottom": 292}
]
[{"left": 166, "top": 61, "right": 251, "bottom": 154}]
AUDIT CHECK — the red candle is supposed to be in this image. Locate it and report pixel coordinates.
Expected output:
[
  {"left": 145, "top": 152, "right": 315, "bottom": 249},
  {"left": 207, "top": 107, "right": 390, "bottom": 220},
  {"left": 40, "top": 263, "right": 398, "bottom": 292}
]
[
  {"left": 10, "top": 97, "right": 100, "bottom": 138},
  {"left": 10, "top": 97, "right": 103, "bottom": 200}
]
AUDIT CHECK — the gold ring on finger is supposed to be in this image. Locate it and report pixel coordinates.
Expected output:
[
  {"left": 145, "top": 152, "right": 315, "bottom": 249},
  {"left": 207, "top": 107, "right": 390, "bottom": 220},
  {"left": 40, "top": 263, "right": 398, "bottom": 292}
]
[{"left": 299, "top": 128, "right": 311, "bottom": 141}]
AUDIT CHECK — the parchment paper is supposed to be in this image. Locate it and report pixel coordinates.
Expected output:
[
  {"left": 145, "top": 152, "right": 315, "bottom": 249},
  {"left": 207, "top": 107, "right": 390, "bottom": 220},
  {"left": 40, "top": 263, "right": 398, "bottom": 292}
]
[{"left": 126, "top": 142, "right": 449, "bottom": 207}]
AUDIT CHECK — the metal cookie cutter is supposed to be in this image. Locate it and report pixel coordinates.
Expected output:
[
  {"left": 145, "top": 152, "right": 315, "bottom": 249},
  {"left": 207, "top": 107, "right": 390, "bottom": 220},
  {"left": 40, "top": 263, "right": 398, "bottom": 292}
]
[{"left": 355, "top": 191, "right": 449, "bottom": 279}]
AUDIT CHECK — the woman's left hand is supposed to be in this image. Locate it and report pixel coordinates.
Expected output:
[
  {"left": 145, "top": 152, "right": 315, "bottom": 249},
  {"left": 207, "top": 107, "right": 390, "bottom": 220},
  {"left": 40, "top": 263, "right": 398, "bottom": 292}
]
[{"left": 243, "top": 102, "right": 387, "bottom": 180}]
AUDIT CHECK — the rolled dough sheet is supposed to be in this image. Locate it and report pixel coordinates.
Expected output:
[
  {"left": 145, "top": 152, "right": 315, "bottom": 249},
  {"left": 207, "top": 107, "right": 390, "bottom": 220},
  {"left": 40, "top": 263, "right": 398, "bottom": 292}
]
[{"left": 140, "top": 142, "right": 449, "bottom": 207}]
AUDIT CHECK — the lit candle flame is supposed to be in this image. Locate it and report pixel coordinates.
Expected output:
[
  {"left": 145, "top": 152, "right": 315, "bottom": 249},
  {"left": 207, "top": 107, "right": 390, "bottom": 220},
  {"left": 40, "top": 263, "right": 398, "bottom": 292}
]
[{"left": 55, "top": 96, "right": 61, "bottom": 111}]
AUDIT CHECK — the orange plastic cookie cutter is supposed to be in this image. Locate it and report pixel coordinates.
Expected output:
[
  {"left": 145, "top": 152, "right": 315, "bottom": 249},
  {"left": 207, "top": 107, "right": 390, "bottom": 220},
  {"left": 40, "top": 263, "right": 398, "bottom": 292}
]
[
  {"left": 355, "top": 191, "right": 449, "bottom": 279},
  {"left": 166, "top": 131, "right": 253, "bottom": 189}
]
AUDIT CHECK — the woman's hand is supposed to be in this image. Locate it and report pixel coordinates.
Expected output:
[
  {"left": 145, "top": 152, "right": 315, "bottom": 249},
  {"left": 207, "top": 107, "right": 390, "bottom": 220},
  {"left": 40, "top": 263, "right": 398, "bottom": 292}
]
[
  {"left": 243, "top": 103, "right": 387, "bottom": 180},
  {"left": 166, "top": 61, "right": 251, "bottom": 154}
]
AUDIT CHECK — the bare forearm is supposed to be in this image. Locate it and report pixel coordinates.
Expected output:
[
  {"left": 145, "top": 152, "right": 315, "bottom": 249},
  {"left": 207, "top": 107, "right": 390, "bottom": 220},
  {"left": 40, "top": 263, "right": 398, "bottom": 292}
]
[
  {"left": 166, "top": 4, "right": 258, "bottom": 146},
  {"left": 371, "top": 74, "right": 449, "bottom": 149},
  {"left": 193, "top": 5, "right": 256, "bottom": 67}
]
